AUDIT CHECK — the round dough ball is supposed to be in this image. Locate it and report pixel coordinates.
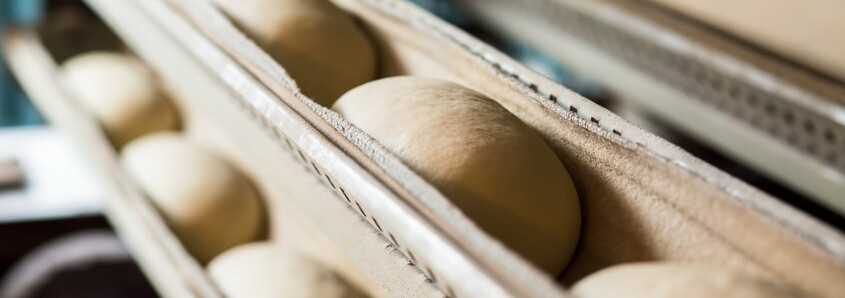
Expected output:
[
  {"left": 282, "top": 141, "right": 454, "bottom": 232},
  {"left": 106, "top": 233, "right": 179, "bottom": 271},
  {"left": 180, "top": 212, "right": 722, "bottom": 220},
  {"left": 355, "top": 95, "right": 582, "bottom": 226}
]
[
  {"left": 208, "top": 242, "right": 367, "bottom": 298},
  {"left": 571, "top": 262, "right": 803, "bottom": 298},
  {"left": 60, "top": 52, "right": 179, "bottom": 148},
  {"left": 212, "top": 0, "right": 376, "bottom": 106},
  {"left": 121, "top": 133, "right": 263, "bottom": 264},
  {"left": 333, "top": 76, "right": 580, "bottom": 274}
]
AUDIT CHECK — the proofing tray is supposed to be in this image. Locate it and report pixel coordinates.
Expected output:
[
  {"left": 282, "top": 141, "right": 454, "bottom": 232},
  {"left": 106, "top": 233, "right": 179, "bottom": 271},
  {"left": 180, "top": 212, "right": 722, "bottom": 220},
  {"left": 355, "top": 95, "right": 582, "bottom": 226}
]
[{"left": 6, "top": 0, "right": 845, "bottom": 297}]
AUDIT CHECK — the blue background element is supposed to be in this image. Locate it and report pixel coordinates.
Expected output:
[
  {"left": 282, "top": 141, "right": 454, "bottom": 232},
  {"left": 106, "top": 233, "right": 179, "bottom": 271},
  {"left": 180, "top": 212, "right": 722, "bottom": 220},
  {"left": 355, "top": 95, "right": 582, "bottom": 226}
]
[{"left": 1, "top": 0, "right": 45, "bottom": 127}]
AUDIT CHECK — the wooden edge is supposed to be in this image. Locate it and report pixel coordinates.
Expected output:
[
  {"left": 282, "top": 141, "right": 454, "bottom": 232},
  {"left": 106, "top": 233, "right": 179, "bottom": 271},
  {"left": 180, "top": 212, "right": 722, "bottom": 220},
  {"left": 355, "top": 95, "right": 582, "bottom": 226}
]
[{"left": 1, "top": 29, "right": 220, "bottom": 298}]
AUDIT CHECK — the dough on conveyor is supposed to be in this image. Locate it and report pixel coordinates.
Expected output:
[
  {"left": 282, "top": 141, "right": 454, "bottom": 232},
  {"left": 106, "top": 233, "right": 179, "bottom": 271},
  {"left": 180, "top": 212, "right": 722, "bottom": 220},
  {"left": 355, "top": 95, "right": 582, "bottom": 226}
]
[
  {"left": 60, "top": 52, "right": 179, "bottom": 148},
  {"left": 121, "top": 133, "right": 263, "bottom": 264},
  {"left": 211, "top": 0, "right": 376, "bottom": 107},
  {"left": 571, "top": 262, "right": 802, "bottom": 298},
  {"left": 333, "top": 76, "right": 581, "bottom": 274},
  {"left": 207, "top": 242, "right": 367, "bottom": 298}
]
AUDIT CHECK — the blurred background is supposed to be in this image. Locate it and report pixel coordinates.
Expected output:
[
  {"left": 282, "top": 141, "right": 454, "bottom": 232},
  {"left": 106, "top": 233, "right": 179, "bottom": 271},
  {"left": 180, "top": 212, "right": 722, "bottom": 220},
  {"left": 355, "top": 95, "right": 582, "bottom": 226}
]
[
  {"left": 1, "top": 1, "right": 157, "bottom": 297},
  {"left": 1, "top": 0, "right": 843, "bottom": 297}
]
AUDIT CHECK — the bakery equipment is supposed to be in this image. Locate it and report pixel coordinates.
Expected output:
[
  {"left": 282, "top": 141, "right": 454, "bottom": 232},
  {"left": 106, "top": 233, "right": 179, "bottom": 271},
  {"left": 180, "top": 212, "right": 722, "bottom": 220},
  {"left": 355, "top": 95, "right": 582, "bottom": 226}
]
[{"left": 4, "top": 0, "right": 845, "bottom": 297}]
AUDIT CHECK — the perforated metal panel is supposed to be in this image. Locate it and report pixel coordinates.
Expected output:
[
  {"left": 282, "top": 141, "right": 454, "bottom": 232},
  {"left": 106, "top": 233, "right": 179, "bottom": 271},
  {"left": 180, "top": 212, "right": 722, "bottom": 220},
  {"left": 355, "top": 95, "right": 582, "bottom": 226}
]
[
  {"left": 466, "top": 0, "right": 845, "bottom": 173},
  {"left": 513, "top": 0, "right": 845, "bottom": 172}
]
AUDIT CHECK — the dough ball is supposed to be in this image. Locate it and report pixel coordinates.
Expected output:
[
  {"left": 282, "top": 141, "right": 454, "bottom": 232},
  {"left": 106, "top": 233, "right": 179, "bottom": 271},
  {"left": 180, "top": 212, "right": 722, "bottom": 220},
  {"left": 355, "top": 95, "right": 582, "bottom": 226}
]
[
  {"left": 60, "top": 52, "right": 179, "bottom": 148},
  {"left": 212, "top": 0, "right": 376, "bottom": 106},
  {"left": 571, "top": 262, "right": 803, "bottom": 298},
  {"left": 121, "top": 133, "right": 263, "bottom": 264},
  {"left": 207, "top": 242, "right": 367, "bottom": 298},
  {"left": 333, "top": 76, "right": 580, "bottom": 274}
]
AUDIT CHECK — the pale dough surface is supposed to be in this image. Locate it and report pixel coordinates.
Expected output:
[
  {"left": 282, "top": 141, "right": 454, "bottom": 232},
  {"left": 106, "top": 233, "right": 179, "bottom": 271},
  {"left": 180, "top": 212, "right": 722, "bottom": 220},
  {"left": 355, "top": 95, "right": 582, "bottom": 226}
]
[
  {"left": 571, "top": 262, "right": 803, "bottom": 298},
  {"left": 60, "top": 52, "right": 179, "bottom": 148},
  {"left": 211, "top": 0, "right": 376, "bottom": 106},
  {"left": 207, "top": 242, "right": 368, "bottom": 298},
  {"left": 121, "top": 133, "right": 263, "bottom": 264},
  {"left": 333, "top": 76, "right": 580, "bottom": 274}
]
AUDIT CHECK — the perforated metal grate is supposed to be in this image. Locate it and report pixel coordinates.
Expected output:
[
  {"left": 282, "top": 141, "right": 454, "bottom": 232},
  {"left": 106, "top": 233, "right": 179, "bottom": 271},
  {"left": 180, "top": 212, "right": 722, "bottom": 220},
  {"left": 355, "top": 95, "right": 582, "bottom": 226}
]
[{"left": 503, "top": 0, "right": 845, "bottom": 172}]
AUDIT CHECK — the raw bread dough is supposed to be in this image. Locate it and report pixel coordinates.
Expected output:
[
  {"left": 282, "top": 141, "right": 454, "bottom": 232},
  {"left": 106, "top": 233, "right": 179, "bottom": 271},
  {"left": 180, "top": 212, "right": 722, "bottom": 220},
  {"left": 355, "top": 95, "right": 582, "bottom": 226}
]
[
  {"left": 121, "top": 133, "right": 263, "bottom": 264},
  {"left": 207, "top": 242, "right": 367, "bottom": 298},
  {"left": 333, "top": 76, "right": 581, "bottom": 274},
  {"left": 212, "top": 0, "right": 376, "bottom": 106},
  {"left": 60, "top": 52, "right": 179, "bottom": 148},
  {"left": 571, "top": 262, "right": 802, "bottom": 298}
]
